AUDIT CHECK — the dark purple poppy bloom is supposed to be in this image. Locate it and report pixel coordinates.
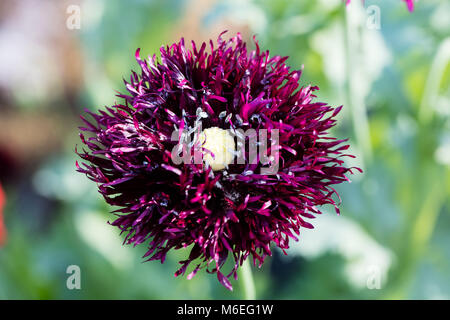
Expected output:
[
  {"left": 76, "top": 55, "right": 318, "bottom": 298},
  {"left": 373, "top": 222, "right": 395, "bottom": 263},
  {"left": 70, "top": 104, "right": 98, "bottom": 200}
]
[{"left": 76, "top": 32, "right": 360, "bottom": 290}]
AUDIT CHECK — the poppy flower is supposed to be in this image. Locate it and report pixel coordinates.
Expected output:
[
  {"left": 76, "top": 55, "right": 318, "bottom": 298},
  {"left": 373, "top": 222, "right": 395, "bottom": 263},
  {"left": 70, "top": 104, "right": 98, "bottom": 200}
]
[{"left": 76, "top": 32, "right": 360, "bottom": 290}]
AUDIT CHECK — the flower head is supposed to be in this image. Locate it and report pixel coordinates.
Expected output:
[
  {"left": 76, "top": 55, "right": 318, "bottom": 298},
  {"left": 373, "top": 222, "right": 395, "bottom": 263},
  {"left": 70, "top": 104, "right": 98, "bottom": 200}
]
[{"left": 76, "top": 32, "right": 360, "bottom": 290}]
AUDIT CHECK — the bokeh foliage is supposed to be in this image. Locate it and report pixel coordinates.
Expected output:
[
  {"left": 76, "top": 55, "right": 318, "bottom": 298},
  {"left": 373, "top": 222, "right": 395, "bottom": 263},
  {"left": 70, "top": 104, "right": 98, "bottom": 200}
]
[{"left": 0, "top": 0, "right": 449, "bottom": 299}]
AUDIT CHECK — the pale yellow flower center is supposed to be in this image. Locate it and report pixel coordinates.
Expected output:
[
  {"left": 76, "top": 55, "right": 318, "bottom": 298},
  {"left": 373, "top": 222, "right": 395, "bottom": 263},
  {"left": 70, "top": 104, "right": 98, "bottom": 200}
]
[{"left": 199, "top": 127, "right": 235, "bottom": 171}]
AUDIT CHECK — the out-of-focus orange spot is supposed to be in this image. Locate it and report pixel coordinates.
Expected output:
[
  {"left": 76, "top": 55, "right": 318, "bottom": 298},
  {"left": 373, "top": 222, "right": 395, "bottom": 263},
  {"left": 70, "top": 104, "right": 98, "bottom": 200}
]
[{"left": 0, "top": 184, "right": 6, "bottom": 246}]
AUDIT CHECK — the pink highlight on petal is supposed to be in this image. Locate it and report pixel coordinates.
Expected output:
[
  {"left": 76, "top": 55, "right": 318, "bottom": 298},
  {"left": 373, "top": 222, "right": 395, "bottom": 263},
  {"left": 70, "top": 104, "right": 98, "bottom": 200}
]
[{"left": 404, "top": 0, "right": 415, "bottom": 12}]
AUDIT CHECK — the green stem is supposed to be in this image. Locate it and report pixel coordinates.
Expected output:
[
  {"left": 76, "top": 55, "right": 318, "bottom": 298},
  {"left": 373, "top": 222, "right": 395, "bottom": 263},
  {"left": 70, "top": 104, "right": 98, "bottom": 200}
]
[
  {"left": 239, "top": 259, "right": 256, "bottom": 300},
  {"left": 386, "top": 180, "right": 445, "bottom": 299},
  {"left": 344, "top": 3, "right": 373, "bottom": 166},
  {"left": 418, "top": 37, "right": 450, "bottom": 125}
]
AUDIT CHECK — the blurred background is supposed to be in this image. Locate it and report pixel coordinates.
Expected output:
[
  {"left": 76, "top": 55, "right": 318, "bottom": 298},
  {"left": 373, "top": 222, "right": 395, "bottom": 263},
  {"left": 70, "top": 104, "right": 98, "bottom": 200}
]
[{"left": 0, "top": 0, "right": 449, "bottom": 300}]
